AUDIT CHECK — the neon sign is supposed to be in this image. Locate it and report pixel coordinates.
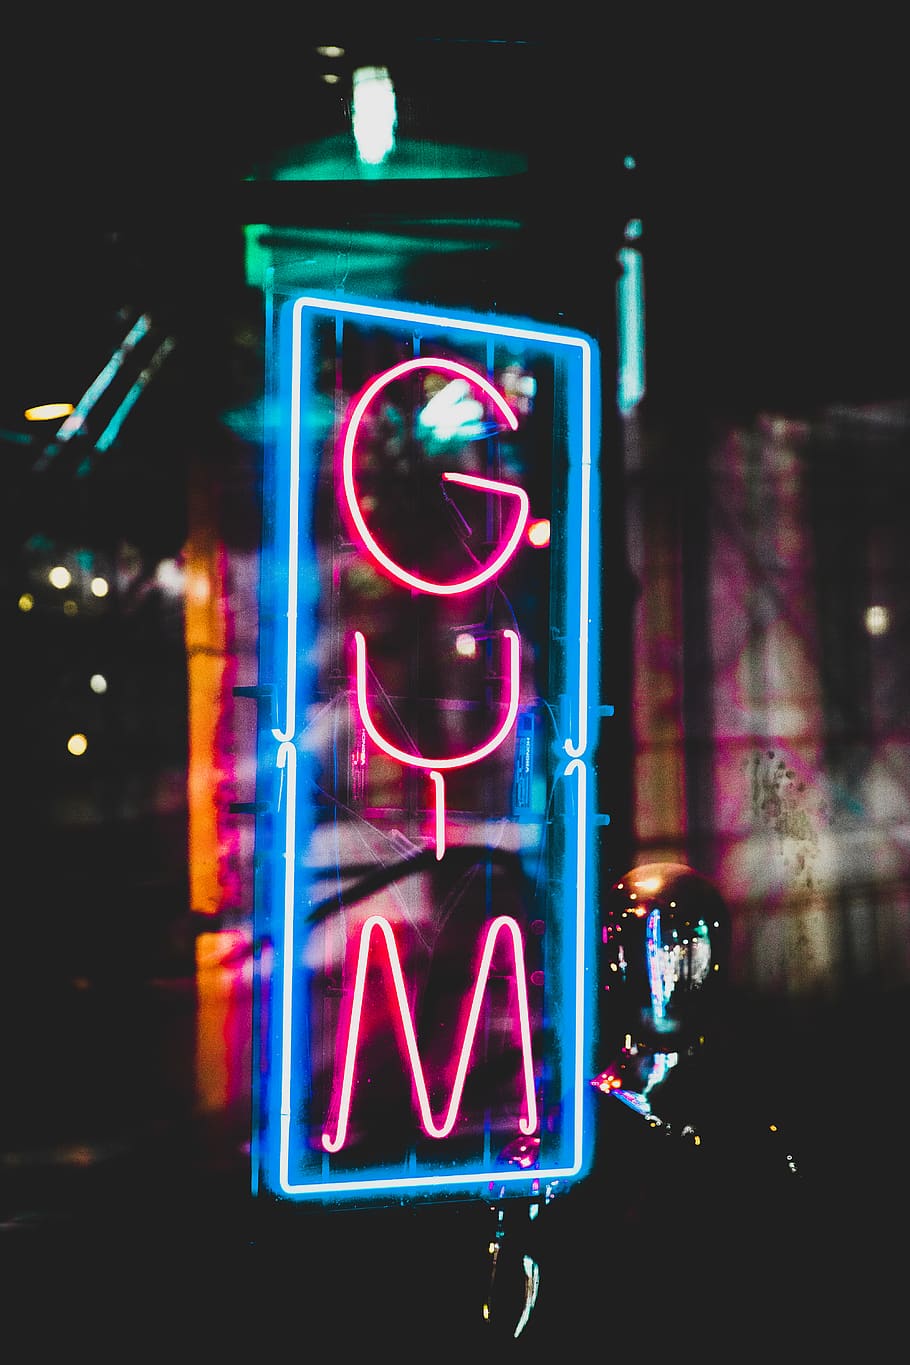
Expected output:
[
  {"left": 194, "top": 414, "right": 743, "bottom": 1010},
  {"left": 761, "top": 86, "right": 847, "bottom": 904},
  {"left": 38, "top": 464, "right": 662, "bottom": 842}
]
[{"left": 253, "top": 293, "right": 603, "bottom": 1204}]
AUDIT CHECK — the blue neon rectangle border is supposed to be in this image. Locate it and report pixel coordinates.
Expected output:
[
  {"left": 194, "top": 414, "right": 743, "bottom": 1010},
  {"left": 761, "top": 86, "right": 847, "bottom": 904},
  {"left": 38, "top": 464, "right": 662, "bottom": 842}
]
[{"left": 256, "top": 293, "right": 602, "bottom": 1203}]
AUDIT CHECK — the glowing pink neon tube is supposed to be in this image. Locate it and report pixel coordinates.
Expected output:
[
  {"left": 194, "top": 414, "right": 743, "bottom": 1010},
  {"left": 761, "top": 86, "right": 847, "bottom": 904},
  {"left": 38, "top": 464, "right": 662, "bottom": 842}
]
[
  {"left": 321, "top": 914, "right": 538, "bottom": 1152},
  {"left": 429, "top": 770, "right": 446, "bottom": 860},
  {"left": 352, "top": 628, "right": 520, "bottom": 770},
  {"left": 341, "top": 357, "right": 528, "bottom": 596}
]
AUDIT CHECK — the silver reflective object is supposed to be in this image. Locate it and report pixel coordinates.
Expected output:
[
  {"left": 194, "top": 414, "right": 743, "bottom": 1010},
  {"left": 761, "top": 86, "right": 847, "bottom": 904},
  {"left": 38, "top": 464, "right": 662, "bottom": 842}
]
[{"left": 594, "top": 862, "right": 731, "bottom": 1116}]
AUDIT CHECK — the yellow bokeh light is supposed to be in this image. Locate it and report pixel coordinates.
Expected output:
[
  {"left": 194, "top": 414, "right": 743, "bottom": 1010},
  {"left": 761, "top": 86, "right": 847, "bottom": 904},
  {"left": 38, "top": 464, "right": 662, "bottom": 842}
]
[
  {"left": 18, "top": 593, "right": 34, "bottom": 612},
  {"left": 49, "top": 565, "right": 72, "bottom": 589},
  {"left": 24, "top": 401, "right": 74, "bottom": 422},
  {"left": 865, "top": 604, "right": 889, "bottom": 636},
  {"left": 67, "top": 733, "right": 88, "bottom": 756},
  {"left": 90, "top": 576, "right": 109, "bottom": 598},
  {"left": 454, "top": 632, "right": 477, "bottom": 658}
]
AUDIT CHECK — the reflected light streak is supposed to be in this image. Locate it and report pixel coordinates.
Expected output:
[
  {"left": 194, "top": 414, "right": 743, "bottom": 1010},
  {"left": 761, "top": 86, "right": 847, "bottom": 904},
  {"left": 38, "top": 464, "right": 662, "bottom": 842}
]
[
  {"left": 514, "top": 1256, "right": 540, "bottom": 1339},
  {"left": 54, "top": 314, "right": 151, "bottom": 443},
  {"left": 617, "top": 245, "right": 645, "bottom": 414},
  {"left": 321, "top": 914, "right": 537, "bottom": 1151},
  {"left": 94, "top": 336, "right": 176, "bottom": 452},
  {"left": 646, "top": 907, "right": 668, "bottom": 1020}
]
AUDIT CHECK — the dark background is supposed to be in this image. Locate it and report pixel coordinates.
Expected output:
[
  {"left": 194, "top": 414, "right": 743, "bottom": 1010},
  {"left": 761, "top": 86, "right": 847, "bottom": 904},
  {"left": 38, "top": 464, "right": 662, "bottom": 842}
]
[
  {"left": 3, "top": 23, "right": 907, "bottom": 424},
  {"left": 2, "top": 24, "right": 907, "bottom": 1352}
]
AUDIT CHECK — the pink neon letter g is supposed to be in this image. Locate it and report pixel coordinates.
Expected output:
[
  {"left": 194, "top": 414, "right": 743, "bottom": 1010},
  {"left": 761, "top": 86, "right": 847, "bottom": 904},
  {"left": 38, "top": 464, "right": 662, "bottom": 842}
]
[{"left": 340, "top": 357, "right": 528, "bottom": 596}]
